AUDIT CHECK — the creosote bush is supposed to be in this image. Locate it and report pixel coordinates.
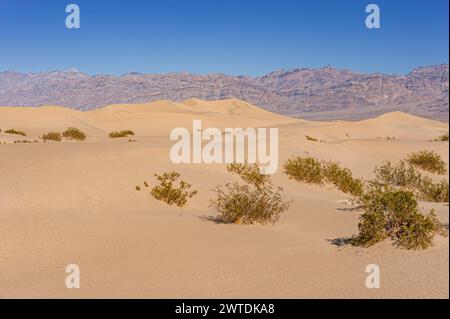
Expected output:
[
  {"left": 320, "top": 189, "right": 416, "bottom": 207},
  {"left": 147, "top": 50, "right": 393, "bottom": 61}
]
[
  {"left": 432, "top": 132, "right": 449, "bottom": 142},
  {"left": 209, "top": 163, "right": 291, "bottom": 224},
  {"left": 406, "top": 150, "right": 447, "bottom": 175},
  {"left": 374, "top": 160, "right": 422, "bottom": 190},
  {"left": 283, "top": 157, "right": 324, "bottom": 184},
  {"left": 109, "top": 130, "right": 135, "bottom": 138},
  {"left": 41, "top": 131, "right": 62, "bottom": 141},
  {"left": 5, "top": 128, "right": 26, "bottom": 136},
  {"left": 374, "top": 160, "right": 449, "bottom": 203},
  {"left": 351, "top": 183, "right": 446, "bottom": 249},
  {"left": 322, "top": 162, "right": 364, "bottom": 197},
  {"left": 306, "top": 135, "right": 318, "bottom": 142},
  {"left": 151, "top": 171, "right": 197, "bottom": 208},
  {"left": 283, "top": 157, "right": 363, "bottom": 197},
  {"left": 62, "top": 127, "right": 86, "bottom": 141}
]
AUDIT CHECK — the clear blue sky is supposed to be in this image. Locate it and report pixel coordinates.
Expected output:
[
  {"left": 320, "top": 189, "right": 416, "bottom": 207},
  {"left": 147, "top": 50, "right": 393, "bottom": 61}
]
[{"left": 0, "top": 0, "right": 448, "bottom": 76}]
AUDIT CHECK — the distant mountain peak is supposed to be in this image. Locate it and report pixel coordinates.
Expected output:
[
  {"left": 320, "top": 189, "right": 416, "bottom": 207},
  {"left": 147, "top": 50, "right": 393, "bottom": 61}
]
[{"left": 61, "top": 67, "right": 81, "bottom": 73}]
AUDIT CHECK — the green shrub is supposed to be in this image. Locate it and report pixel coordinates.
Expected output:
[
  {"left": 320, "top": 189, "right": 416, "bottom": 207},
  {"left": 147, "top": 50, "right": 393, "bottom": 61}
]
[
  {"left": 418, "top": 178, "right": 449, "bottom": 203},
  {"left": 374, "top": 160, "right": 448, "bottom": 202},
  {"left": 5, "top": 128, "right": 26, "bottom": 136},
  {"left": 374, "top": 160, "right": 422, "bottom": 190},
  {"left": 41, "top": 131, "right": 62, "bottom": 141},
  {"left": 322, "top": 162, "right": 365, "bottom": 197},
  {"left": 109, "top": 130, "right": 135, "bottom": 138},
  {"left": 210, "top": 163, "right": 291, "bottom": 224},
  {"left": 351, "top": 183, "right": 445, "bottom": 249},
  {"left": 284, "top": 157, "right": 363, "bottom": 197},
  {"left": 406, "top": 150, "right": 447, "bottom": 175},
  {"left": 151, "top": 171, "right": 197, "bottom": 208},
  {"left": 283, "top": 157, "right": 324, "bottom": 184},
  {"left": 432, "top": 132, "right": 449, "bottom": 142},
  {"left": 62, "top": 127, "right": 86, "bottom": 141}
]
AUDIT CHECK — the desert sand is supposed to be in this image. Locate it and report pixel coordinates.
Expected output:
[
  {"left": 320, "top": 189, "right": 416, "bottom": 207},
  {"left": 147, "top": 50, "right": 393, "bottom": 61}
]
[{"left": 0, "top": 98, "right": 448, "bottom": 298}]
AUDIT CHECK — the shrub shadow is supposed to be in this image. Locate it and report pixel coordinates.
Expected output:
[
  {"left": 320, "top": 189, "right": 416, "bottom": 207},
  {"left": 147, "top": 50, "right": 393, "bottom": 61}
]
[
  {"left": 326, "top": 237, "right": 353, "bottom": 247},
  {"left": 196, "top": 215, "right": 226, "bottom": 224}
]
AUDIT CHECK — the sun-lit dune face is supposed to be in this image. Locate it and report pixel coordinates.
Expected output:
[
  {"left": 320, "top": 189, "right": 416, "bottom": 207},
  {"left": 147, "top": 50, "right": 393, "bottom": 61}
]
[{"left": 0, "top": 99, "right": 448, "bottom": 298}]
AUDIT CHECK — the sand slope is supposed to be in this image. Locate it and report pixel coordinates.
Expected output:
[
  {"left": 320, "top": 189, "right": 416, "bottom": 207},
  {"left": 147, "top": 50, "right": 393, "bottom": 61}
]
[{"left": 0, "top": 99, "right": 448, "bottom": 298}]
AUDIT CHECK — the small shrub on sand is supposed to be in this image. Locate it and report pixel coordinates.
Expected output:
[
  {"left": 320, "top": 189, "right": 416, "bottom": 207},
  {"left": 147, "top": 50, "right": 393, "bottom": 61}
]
[
  {"left": 283, "top": 157, "right": 324, "bottom": 184},
  {"left": 151, "top": 171, "right": 197, "bottom": 209},
  {"left": 432, "top": 132, "right": 449, "bottom": 142},
  {"left": 210, "top": 163, "right": 291, "bottom": 224},
  {"left": 284, "top": 157, "right": 363, "bottom": 197},
  {"left": 351, "top": 183, "right": 446, "bottom": 249},
  {"left": 374, "top": 160, "right": 449, "bottom": 202},
  {"left": 417, "top": 178, "right": 449, "bottom": 203},
  {"left": 41, "top": 131, "right": 62, "bottom": 141},
  {"left": 62, "top": 127, "right": 86, "bottom": 141},
  {"left": 322, "top": 162, "right": 364, "bottom": 197},
  {"left": 135, "top": 185, "right": 141, "bottom": 191},
  {"left": 109, "top": 130, "right": 135, "bottom": 138},
  {"left": 374, "top": 160, "right": 422, "bottom": 190},
  {"left": 5, "top": 128, "right": 26, "bottom": 136},
  {"left": 306, "top": 135, "right": 318, "bottom": 142},
  {"left": 406, "top": 150, "right": 447, "bottom": 175}
]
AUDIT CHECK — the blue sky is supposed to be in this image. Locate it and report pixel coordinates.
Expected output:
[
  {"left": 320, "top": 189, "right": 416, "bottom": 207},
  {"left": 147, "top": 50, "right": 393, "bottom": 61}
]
[{"left": 0, "top": 0, "right": 448, "bottom": 76}]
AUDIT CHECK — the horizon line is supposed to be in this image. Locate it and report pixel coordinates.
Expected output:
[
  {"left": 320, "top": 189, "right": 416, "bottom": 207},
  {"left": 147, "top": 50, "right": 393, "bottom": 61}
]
[{"left": 1, "top": 62, "right": 448, "bottom": 78}]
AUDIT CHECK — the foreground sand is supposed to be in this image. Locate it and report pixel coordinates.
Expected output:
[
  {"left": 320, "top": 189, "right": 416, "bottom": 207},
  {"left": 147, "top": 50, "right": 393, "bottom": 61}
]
[{"left": 0, "top": 99, "right": 448, "bottom": 298}]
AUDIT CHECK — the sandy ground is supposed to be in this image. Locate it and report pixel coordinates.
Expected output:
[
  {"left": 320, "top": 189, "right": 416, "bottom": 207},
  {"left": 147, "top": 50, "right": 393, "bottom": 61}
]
[{"left": 0, "top": 98, "right": 448, "bottom": 298}]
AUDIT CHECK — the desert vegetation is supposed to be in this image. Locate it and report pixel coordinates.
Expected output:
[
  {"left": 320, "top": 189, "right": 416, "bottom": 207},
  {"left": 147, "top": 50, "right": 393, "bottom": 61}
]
[
  {"left": 41, "top": 131, "right": 62, "bottom": 141},
  {"left": 209, "top": 163, "right": 291, "bottom": 224},
  {"left": 284, "top": 154, "right": 448, "bottom": 249},
  {"left": 149, "top": 171, "right": 197, "bottom": 213},
  {"left": 350, "top": 183, "right": 447, "bottom": 249},
  {"left": 62, "top": 127, "right": 86, "bottom": 141},
  {"left": 374, "top": 160, "right": 449, "bottom": 203},
  {"left": 432, "top": 132, "right": 449, "bottom": 142},
  {"left": 376, "top": 136, "right": 396, "bottom": 140},
  {"left": 283, "top": 157, "right": 363, "bottom": 197},
  {"left": 4, "top": 128, "right": 26, "bottom": 136},
  {"left": 109, "top": 130, "right": 135, "bottom": 138},
  {"left": 406, "top": 150, "right": 447, "bottom": 175}
]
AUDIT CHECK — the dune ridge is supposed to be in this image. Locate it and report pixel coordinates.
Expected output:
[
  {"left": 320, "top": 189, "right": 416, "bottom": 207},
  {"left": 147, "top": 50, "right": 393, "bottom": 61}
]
[{"left": 0, "top": 99, "right": 448, "bottom": 298}]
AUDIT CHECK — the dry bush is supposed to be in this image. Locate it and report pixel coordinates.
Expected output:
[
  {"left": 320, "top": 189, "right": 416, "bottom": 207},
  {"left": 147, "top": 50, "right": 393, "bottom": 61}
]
[
  {"left": 322, "top": 162, "right": 364, "bottom": 197},
  {"left": 432, "top": 132, "right": 449, "bottom": 142},
  {"left": 210, "top": 163, "right": 291, "bottom": 224},
  {"left": 41, "top": 131, "right": 62, "bottom": 141},
  {"left": 5, "top": 128, "right": 26, "bottom": 136},
  {"left": 283, "top": 157, "right": 324, "bottom": 184},
  {"left": 374, "top": 160, "right": 449, "bottom": 202},
  {"left": 306, "top": 135, "right": 318, "bottom": 142},
  {"left": 374, "top": 160, "right": 422, "bottom": 189},
  {"left": 284, "top": 157, "right": 363, "bottom": 197},
  {"left": 418, "top": 178, "right": 449, "bottom": 203},
  {"left": 109, "top": 130, "right": 135, "bottom": 138},
  {"left": 406, "top": 150, "right": 447, "bottom": 175},
  {"left": 151, "top": 171, "right": 197, "bottom": 208},
  {"left": 62, "top": 127, "right": 86, "bottom": 141},
  {"left": 351, "top": 183, "right": 446, "bottom": 249}
]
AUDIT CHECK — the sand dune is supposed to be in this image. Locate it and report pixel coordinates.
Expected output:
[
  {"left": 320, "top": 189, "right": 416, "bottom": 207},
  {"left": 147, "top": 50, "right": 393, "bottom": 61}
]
[{"left": 0, "top": 99, "right": 448, "bottom": 298}]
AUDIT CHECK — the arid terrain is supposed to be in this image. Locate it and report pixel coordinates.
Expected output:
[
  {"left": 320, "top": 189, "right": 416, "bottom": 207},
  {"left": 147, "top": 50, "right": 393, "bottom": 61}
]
[
  {"left": 0, "top": 63, "right": 448, "bottom": 121},
  {"left": 0, "top": 98, "right": 448, "bottom": 298}
]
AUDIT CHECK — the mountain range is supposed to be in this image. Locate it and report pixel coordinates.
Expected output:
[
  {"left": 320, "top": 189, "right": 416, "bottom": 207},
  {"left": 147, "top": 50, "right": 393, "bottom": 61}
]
[{"left": 0, "top": 64, "right": 448, "bottom": 121}]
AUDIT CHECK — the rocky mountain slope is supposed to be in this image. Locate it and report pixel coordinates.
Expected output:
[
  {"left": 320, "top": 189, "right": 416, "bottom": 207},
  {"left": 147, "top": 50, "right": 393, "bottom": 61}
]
[{"left": 0, "top": 64, "right": 448, "bottom": 121}]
